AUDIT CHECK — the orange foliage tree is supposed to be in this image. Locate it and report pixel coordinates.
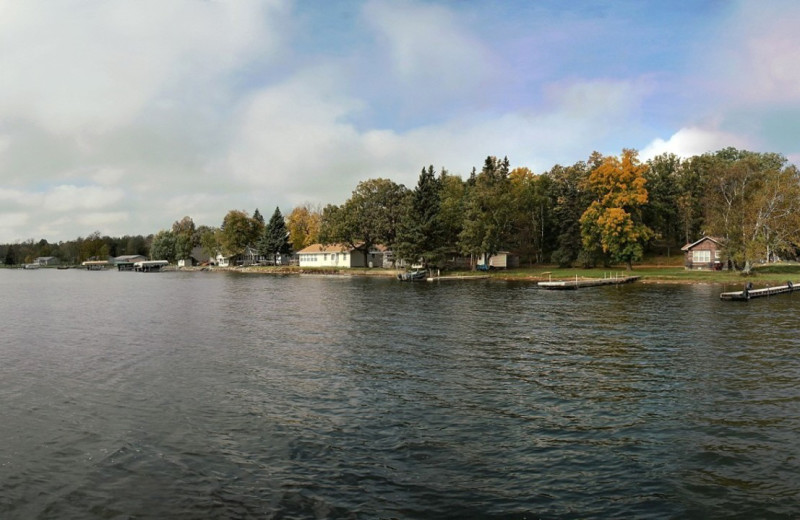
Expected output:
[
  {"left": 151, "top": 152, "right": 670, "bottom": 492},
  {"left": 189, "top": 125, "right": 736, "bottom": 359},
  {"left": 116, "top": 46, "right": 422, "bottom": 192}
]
[{"left": 580, "top": 149, "right": 652, "bottom": 269}]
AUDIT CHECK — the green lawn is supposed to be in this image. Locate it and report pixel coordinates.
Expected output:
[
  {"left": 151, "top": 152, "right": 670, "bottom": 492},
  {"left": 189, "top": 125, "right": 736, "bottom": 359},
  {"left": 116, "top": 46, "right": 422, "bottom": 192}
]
[
  {"left": 234, "top": 262, "right": 800, "bottom": 287},
  {"left": 494, "top": 263, "right": 800, "bottom": 285}
]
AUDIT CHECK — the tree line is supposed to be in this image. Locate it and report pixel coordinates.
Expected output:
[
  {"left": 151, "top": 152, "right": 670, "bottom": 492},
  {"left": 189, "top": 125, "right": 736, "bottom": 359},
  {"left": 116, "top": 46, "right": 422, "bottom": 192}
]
[{"left": 3, "top": 147, "right": 798, "bottom": 272}]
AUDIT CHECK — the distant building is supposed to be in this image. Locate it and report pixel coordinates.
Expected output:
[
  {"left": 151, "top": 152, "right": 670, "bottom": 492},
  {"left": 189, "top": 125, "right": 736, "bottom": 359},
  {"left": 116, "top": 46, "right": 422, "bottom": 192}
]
[
  {"left": 178, "top": 246, "right": 211, "bottom": 267},
  {"left": 681, "top": 237, "right": 724, "bottom": 270},
  {"left": 477, "top": 251, "right": 519, "bottom": 270},
  {"left": 114, "top": 255, "right": 147, "bottom": 265},
  {"left": 34, "top": 256, "right": 59, "bottom": 266}
]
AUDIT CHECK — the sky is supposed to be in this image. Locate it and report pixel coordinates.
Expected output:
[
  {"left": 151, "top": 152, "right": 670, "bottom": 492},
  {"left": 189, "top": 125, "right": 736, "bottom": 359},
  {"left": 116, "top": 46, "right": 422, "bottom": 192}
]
[{"left": 2, "top": 0, "right": 799, "bottom": 243}]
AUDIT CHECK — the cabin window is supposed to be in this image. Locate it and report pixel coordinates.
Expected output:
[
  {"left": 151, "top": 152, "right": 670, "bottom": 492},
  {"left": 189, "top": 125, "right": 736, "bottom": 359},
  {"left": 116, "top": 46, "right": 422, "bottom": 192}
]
[
  {"left": 693, "top": 250, "right": 711, "bottom": 263},
  {"left": 715, "top": 250, "right": 721, "bottom": 259}
]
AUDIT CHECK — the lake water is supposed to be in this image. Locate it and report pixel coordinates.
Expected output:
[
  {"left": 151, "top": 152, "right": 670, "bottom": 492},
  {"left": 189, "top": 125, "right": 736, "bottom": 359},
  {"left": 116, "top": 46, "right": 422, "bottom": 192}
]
[{"left": 1, "top": 268, "right": 799, "bottom": 519}]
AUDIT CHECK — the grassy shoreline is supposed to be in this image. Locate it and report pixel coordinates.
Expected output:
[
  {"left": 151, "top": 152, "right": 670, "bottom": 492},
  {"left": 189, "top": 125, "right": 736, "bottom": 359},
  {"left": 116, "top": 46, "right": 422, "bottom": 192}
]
[{"left": 206, "top": 262, "right": 800, "bottom": 287}]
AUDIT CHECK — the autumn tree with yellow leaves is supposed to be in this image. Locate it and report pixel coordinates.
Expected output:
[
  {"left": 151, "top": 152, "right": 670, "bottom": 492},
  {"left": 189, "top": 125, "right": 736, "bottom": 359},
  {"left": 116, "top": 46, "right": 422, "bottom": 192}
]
[{"left": 580, "top": 149, "right": 652, "bottom": 270}]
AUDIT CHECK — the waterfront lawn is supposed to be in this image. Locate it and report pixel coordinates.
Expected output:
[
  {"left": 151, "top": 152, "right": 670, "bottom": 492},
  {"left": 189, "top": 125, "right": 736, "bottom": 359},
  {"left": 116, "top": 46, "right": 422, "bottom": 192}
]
[{"left": 496, "top": 263, "right": 800, "bottom": 285}]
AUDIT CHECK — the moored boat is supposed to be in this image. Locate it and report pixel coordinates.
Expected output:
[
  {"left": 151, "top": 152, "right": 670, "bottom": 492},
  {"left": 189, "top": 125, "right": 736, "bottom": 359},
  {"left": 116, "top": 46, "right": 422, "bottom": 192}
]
[{"left": 397, "top": 269, "right": 427, "bottom": 281}]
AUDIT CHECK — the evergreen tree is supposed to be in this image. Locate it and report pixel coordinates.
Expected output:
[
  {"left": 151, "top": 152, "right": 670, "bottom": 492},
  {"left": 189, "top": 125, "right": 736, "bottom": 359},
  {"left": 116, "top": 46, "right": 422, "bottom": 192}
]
[
  {"left": 458, "top": 156, "right": 514, "bottom": 267},
  {"left": 546, "top": 161, "right": 592, "bottom": 267},
  {"left": 253, "top": 208, "right": 265, "bottom": 226},
  {"left": 259, "top": 207, "right": 291, "bottom": 264},
  {"left": 395, "top": 166, "right": 446, "bottom": 267},
  {"left": 4, "top": 245, "right": 16, "bottom": 266}
]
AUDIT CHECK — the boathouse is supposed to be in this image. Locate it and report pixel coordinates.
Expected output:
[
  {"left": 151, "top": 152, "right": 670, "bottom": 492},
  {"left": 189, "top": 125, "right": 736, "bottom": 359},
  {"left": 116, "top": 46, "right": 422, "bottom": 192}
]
[{"left": 681, "top": 236, "right": 724, "bottom": 270}]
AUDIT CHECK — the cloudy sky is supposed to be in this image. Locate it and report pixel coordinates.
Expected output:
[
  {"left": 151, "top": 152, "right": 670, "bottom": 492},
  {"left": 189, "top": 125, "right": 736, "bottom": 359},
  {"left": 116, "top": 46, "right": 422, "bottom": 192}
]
[{"left": 2, "top": 0, "right": 799, "bottom": 243}]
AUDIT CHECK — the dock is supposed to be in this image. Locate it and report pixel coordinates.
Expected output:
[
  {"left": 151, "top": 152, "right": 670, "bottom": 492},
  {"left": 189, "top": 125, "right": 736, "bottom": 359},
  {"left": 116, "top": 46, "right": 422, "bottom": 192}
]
[
  {"left": 426, "top": 275, "right": 490, "bottom": 282},
  {"left": 538, "top": 274, "right": 640, "bottom": 290},
  {"left": 134, "top": 260, "right": 169, "bottom": 272},
  {"left": 82, "top": 260, "right": 110, "bottom": 270},
  {"left": 719, "top": 281, "right": 797, "bottom": 301}
]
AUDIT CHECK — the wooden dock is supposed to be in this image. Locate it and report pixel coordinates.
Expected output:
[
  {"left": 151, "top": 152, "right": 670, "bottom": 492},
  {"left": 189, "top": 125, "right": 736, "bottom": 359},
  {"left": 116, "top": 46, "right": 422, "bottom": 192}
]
[
  {"left": 719, "top": 281, "right": 797, "bottom": 301},
  {"left": 538, "top": 275, "right": 640, "bottom": 290},
  {"left": 426, "top": 275, "right": 490, "bottom": 282}
]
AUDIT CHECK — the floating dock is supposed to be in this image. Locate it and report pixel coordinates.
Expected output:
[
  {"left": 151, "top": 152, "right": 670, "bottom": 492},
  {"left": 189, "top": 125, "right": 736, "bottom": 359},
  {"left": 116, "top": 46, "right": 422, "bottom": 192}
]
[
  {"left": 538, "top": 275, "right": 640, "bottom": 290},
  {"left": 719, "top": 281, "right": 797, "bottom": 301},
  {"left": 426, "top": 275, "right": 490, "bottom": 282}
]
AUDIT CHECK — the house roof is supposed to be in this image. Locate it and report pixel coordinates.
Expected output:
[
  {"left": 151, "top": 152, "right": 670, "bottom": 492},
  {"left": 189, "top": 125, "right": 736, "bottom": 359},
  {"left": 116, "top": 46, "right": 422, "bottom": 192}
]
[
  {"left": 297, "top": 243, "right": 389, "bottom": 254},
  {"left": 681, "top": 236, "right": 724, "bottom": 251},
  {"left": 297, "top": 243, "right": 353, "bottom": 254}
]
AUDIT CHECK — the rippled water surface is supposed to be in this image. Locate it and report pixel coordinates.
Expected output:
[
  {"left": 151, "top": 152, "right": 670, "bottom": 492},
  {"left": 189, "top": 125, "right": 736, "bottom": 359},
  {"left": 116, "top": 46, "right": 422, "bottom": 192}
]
[{"left": 1, "top": 269, "right": 799, "bottom": 519}]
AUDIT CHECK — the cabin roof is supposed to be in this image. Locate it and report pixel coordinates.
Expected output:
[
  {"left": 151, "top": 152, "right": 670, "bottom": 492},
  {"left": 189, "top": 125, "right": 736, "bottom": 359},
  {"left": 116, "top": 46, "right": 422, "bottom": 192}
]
[
  {"left": 297, "top": 243, "right": 352, "bottom": 254},
  {"left": 297, "top": 243, "right": 388, "bottom": 254},
  {"left": 681, "top": 236, "right": 724, "bottom": 251}
]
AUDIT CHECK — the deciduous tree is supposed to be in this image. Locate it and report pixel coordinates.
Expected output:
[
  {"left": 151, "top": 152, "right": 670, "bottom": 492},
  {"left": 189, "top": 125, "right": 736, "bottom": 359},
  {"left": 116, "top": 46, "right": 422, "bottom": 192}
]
[
  {"left": 287, "top": 204, "right": 321, "bottom": 251},
  {"left": 704, "top": 149, "right": 800, "bottom": 272},
  {"left": 150, "top": 230, "right": 177, "bottom": 262},
  {"left": 319, "top": 178, "right": 408, "bottom": 266},
  {"left": 219, "top": 210, "right": 263, "bottom": 257},
  {"left": 580, "top": 149, "right": 652, "bottom": 270}
]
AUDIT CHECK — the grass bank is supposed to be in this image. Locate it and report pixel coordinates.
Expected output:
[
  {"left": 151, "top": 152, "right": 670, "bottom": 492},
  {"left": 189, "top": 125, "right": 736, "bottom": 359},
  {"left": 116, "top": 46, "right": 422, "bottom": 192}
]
[
  {"left": 204, "top": 262, "right": 800, "bottom": 287},
  {"left": 494, "top": 263, "right": 800, "bottom": 286}
]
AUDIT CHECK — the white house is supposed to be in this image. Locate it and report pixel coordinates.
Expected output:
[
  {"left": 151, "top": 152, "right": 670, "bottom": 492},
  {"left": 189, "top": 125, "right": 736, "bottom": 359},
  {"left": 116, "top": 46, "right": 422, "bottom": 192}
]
[
  {"left": 297, "top": 243, "right": 386, "bottom": 268},
  {"left": 34, "top": 256, "right": 60, "bottom": 266}
]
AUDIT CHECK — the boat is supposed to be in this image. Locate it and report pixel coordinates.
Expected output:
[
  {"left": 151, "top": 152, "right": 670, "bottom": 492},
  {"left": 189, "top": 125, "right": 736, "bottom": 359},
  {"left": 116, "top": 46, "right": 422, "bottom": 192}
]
[
  {"left": 397, "top": 269, "right": 427, "bottom": 281},
  {"left": 23, "top": 263, "right": 40, "bottom": 269}
]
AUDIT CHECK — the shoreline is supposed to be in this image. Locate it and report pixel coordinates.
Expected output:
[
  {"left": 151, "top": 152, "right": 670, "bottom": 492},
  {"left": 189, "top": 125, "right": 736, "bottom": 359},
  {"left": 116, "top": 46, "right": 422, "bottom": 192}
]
[{"left": 170, "top": 264, "right": 800, "bottom": 286}]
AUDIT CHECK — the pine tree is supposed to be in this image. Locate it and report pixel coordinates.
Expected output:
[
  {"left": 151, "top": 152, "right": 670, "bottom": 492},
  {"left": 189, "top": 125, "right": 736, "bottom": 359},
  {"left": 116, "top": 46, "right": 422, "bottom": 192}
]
[
  {"left": 4, "top": 245, "right": 16, "bottom": 266},
  {"left": 259, "top": 207, "right": 291, "bottom": 264},
  {"left": 396, "top": 166, "right": 446, "bottom": 267},
  {"left": 253, "top": 208, "right": 265, "bottom": 226}
]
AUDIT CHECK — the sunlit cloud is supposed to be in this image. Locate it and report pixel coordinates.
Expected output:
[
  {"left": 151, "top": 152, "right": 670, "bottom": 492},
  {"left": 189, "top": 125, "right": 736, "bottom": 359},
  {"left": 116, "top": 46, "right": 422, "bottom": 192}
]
[{"left": 640, "top": 127, "right": 751, "bottom": 161}]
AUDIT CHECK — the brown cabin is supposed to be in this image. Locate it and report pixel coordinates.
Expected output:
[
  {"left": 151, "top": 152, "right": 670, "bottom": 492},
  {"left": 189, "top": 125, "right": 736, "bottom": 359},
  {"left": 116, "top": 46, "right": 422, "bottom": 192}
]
[{"left": 681, "top": 237, "right": 724, "bottom": 270}]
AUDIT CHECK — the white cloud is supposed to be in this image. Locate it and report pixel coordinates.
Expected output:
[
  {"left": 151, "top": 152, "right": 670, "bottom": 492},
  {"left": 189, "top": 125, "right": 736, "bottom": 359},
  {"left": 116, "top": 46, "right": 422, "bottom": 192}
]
[
  {"left": 713, "top": 1, "right": 800, "bottom": 105},
  {"left": 228, "top": 72, "right": 651, "bottom": 211},
  {"left": 42, "top": 185, "right": 126, "bottom": 212},
  {"left": 0, "top": 0, "right": 286, "bottom": 135},
  {"left": 360, "top": 0, "right": 498, "bottom": 115},
  {"left": 363, "top": 0, "right": 492, "bottom": 84},
  {"left": 640, "top": 127, "right": 750, "bottom": 161},
  {"left": 545, "top": 79, "right": 650, "bottom": 120}
]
